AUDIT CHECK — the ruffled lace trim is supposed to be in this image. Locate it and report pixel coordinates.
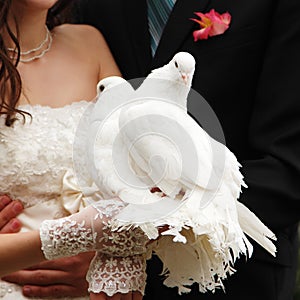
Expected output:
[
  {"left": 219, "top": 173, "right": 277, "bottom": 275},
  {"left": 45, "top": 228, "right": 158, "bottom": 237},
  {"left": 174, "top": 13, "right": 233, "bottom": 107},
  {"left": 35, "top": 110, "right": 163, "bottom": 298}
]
[{"left": 87, "top": 253, "right": 146, "bottom": 296}]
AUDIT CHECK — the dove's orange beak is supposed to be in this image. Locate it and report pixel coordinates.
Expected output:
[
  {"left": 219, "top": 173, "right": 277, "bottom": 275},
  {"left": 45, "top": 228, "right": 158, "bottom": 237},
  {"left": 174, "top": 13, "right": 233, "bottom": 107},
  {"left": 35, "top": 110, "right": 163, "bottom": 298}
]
[{"left": 181, "top": 73, "right": 189, "bottom": 85}]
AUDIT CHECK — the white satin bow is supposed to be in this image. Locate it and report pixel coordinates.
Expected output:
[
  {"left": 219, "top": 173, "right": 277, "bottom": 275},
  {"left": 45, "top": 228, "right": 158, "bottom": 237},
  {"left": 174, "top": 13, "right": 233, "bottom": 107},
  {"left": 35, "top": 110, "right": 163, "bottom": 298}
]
[{"left": 60, "top": 170, "right": 100, "bottom": 214}]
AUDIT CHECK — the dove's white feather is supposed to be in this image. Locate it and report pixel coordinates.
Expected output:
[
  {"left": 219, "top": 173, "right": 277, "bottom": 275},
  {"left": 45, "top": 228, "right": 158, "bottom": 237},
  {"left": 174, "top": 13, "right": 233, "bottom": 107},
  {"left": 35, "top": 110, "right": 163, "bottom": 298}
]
[{"left": 236, "top": 201, "right": 277, "bottom": 256}]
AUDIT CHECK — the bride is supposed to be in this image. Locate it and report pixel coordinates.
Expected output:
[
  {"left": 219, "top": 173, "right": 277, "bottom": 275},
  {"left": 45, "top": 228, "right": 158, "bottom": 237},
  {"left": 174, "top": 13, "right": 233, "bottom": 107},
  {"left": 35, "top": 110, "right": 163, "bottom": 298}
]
[{"left": 0, "top": 0, "right": 145, "bottom": 299}]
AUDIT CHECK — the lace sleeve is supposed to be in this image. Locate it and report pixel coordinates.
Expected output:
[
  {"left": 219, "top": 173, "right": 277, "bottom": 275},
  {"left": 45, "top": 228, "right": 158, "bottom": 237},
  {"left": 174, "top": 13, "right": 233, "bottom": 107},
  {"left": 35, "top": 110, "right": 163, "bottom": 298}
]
[
  {"left": 39, "top": 198, "right": 149, "bottom": 296},
  {"left": 87, "top": 252, "right": 147, "bottom": 296},
  {"left": 40, "top": 199, "right": 149, "bottom": 260}
]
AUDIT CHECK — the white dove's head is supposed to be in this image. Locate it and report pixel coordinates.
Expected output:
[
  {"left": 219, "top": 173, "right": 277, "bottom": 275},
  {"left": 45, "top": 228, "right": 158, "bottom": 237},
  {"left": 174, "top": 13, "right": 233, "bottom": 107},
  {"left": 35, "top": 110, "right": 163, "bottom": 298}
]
[
  {"left": 148, "top": 52, "right": 195, "bottom": 89},
  {"left": 96, "top": 76, "right": 129, "bottom": 97},
  {"left": 169, "top": 52, "right": 196, "bottom": 86}
]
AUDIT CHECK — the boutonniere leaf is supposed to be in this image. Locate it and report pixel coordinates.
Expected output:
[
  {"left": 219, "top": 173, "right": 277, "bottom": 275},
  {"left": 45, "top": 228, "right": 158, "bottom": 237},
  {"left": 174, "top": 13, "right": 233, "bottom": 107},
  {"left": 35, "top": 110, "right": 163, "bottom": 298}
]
[{"left": 190, "top": 9, "right": 231, "bottom": 41}]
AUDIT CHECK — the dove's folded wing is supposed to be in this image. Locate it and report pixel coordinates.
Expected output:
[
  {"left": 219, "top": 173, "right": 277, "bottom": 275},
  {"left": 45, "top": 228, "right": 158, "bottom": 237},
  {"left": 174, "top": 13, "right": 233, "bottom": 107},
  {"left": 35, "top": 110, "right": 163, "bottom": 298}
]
[{"left": 119, "top": 99, "right": 221, "bottom": 197}]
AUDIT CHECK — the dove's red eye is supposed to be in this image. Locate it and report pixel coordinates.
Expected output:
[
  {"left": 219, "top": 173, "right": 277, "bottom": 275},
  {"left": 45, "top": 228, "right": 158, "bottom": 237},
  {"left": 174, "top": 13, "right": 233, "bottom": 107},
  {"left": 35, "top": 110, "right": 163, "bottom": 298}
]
[
  {"left": 175, "top": 61, "right": 178, "bottom": 68},
  {"left": 99, "top": 85, "right": 105, "bottom": 92}
]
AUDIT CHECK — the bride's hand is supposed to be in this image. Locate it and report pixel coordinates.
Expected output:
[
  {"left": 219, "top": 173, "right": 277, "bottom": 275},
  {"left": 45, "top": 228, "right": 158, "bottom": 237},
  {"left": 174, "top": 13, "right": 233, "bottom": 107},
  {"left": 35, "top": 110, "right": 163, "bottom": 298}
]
[
  {"left": 0, "top": 195, "right": 23, "bottom": 233},
  {"left": 39, "top": 199, "right": 149, "bottom": 297},
  {"left": 40, "top": 198, "right": 149, "bottom": 260}
]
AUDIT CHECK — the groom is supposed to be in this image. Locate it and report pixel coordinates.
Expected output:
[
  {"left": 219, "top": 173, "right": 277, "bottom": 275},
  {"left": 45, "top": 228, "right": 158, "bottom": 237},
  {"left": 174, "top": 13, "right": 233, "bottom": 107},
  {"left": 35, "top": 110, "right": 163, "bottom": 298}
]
[{"left": 75, "top": 1, "right": 300, "bottom": 300}]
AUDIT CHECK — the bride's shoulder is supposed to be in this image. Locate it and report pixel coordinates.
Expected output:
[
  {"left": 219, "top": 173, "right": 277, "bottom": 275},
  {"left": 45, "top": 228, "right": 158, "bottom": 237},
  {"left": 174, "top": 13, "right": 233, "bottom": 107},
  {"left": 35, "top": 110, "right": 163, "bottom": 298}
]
[
  {"left": 54, "top": 24, "right": 103, "bottom": 38},
  {"left": 52, "top": 24, "right": 107, "bottom": 54},
  {"left": 52, "top": 24, "right": 121, "bottom": 79}
]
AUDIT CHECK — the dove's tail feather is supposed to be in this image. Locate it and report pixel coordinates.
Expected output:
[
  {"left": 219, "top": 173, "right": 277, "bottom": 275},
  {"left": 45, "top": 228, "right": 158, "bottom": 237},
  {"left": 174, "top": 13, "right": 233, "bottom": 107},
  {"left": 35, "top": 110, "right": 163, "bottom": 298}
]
[
  {"left": 225, "top": 149, "right": 248, "bottom": 197},
  {"left": 236, "top": 201, "right": 277, "bottom": 256}
]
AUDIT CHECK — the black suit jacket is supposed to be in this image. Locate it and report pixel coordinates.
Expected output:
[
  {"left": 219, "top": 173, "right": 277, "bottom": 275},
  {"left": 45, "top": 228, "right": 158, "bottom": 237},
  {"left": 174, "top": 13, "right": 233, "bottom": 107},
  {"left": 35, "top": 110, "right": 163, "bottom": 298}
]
[{"left": 76, "top": 0, "right": 300, "bottom": 299}]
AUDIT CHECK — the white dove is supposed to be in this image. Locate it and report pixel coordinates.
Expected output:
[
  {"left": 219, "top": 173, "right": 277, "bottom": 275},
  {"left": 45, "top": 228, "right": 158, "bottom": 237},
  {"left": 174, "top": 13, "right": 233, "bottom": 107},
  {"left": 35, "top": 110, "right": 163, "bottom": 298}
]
[
  {"left": 87, "top": 76, "right": 176, "bottom": 206},
  {"left": 86, "top": 53, "right": 276, "bottom": 294},
  {"left": 108, "top": 52, "right": 277, "bottom": 293}
]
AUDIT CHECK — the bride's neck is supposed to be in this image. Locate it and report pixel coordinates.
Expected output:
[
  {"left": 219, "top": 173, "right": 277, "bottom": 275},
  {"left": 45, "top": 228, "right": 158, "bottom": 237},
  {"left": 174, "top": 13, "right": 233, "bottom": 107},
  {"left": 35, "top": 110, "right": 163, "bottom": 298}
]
[{"left": 5, "top": 5, "right": 48, "bottom": 51}]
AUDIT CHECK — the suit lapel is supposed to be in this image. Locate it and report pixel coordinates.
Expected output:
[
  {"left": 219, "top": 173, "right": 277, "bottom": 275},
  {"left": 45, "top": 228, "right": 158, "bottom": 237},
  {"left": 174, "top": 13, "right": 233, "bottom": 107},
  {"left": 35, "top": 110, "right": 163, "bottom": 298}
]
[
  {"left": 152, "top": 0, "right": 212, "bottom": 67},
  {"left": 122, "top": 0, "right": 152, "bottom": 76}
]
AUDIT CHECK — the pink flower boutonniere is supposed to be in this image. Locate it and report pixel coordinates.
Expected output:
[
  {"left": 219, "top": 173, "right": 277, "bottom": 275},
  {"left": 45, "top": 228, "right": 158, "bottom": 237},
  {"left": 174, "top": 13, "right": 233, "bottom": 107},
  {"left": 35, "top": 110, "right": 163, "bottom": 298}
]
[{"left": 190, "top": 9, "right": 231, "bottom": 41}]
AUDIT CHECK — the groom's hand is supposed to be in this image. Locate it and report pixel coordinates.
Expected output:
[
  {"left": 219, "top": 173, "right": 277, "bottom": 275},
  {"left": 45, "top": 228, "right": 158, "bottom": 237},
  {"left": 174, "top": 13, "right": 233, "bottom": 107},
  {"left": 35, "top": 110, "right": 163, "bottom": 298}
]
[
  {"left": 0, "top": 195, "right": 23, "bottom": 233},
  {"left": 2, "top": 252, "right": 95, "bottom": 298}
]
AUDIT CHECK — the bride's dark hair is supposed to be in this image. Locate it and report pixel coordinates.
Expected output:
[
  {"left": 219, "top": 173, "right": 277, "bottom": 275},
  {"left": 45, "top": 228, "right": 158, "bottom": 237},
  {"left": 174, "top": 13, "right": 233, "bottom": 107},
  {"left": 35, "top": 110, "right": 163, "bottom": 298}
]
[{"left": 0, "top": 0, "right": 74, "bottom": 126}]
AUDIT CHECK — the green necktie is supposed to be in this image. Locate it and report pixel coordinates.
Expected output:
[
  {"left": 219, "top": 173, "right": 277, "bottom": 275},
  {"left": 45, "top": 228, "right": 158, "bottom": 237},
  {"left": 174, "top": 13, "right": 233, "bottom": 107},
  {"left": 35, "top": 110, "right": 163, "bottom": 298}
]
[{"left": 147, "top": 0, "right": 176, "bottom": 56}]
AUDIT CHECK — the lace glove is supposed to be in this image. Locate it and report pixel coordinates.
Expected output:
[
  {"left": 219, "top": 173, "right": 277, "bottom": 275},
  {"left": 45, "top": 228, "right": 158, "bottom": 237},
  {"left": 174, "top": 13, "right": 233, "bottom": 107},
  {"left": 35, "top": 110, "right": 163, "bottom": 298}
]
[
  {"left": 87, "top": 252, "right": 147, "bottom": 296},
  {"left": 39, "top": 198, "right": 149, "bottom": 260},
  {"left": 86, "top": 205, "right": 148, "bottom": 296}
]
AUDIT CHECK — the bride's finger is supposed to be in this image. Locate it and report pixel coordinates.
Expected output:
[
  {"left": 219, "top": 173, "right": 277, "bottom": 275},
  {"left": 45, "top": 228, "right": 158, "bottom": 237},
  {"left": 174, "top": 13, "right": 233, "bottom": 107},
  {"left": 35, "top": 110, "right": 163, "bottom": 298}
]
[
  {"left": 89, "top": 292, "right": 133, "bottom": 300},
  {"left": 121, "top": 292, "right": 134, "bottom": 300},
  {"left": 132, "top": 291, "right": 143, "bottom": 300},
  {"left": 106, "top": 292, "right": 132, "bottom": 300},
  {"left": 89, "top": 292, "right": 107, "bottom": 300}
]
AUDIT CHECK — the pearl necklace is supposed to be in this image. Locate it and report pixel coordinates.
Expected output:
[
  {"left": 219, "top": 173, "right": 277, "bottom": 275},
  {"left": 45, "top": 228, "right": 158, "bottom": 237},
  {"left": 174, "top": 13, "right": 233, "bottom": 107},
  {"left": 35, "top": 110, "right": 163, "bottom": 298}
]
[{"left": 7, "top": 26, "right": 53, "bottom": 63}]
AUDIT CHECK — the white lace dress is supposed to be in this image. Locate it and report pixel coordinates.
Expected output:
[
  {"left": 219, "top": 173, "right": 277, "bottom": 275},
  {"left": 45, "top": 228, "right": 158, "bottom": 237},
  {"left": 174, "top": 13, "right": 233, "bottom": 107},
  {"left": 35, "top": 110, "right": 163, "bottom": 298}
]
[{"left": 0, "top": 101, "right": 93, "bottom": 300}]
